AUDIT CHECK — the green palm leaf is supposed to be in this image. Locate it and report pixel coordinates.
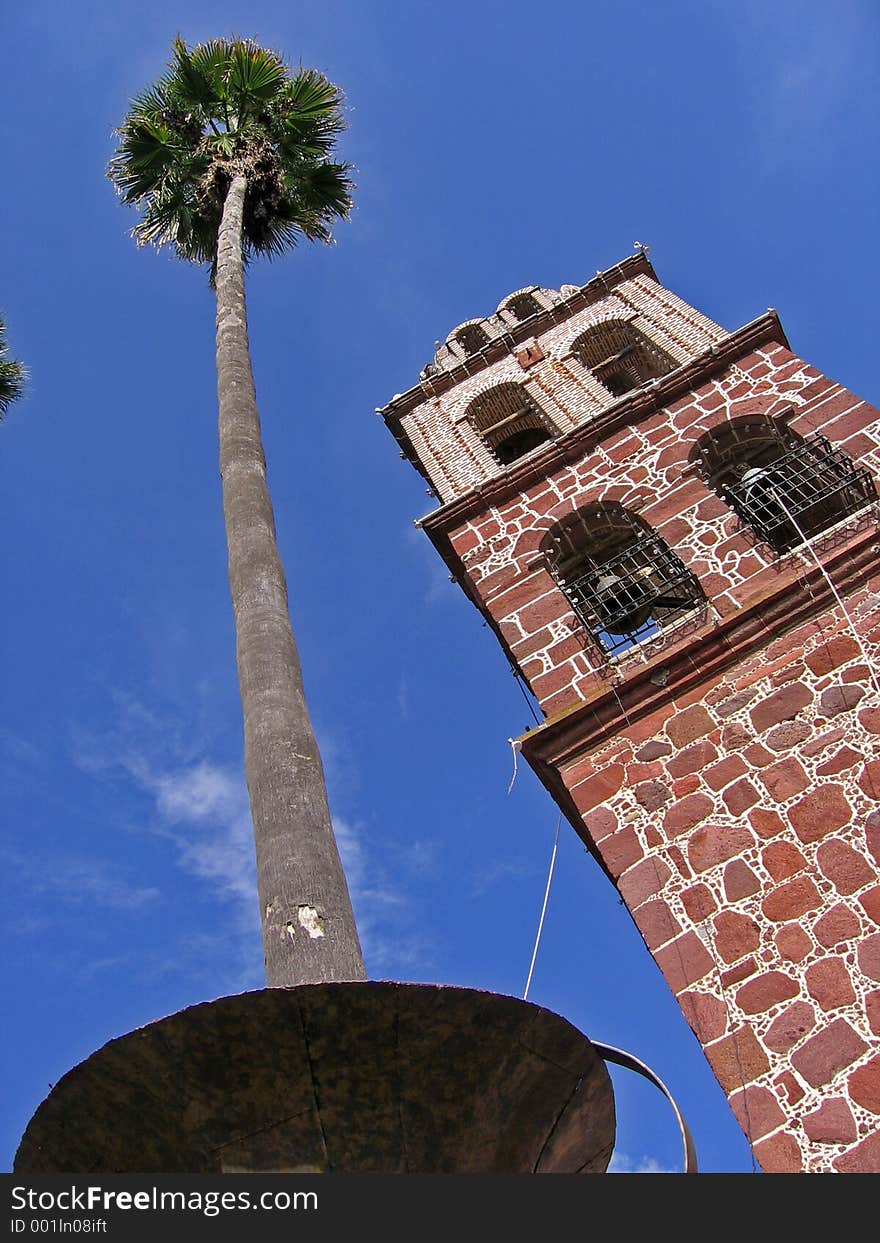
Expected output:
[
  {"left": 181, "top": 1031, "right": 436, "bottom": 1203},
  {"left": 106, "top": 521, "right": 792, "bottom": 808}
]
[
  {"left": 0, "top": 315, "right": 27, "bottom": 420},
  {"left": 228, "top": 42, "right": 286, "bottom": 107},
  {"left": 170, "top": 35, "right": 226, "bottom": 112},
  {"left": 109, "top": 36, "right": 353, "bottom": 272}
]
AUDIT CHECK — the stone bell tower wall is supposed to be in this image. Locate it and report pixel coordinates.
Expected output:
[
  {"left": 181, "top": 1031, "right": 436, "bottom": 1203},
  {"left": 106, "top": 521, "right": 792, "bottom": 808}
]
[{"left": 384, "top": 259, "right": 880, "bottom": 1172}]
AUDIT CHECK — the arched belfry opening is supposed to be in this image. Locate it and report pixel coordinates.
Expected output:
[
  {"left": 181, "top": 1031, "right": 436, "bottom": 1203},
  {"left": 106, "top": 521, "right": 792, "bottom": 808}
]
[
  {"left": 466, "top": 383, "right": 557, "bottom": 467},
  {"left": 454, "top": 322, "right": 490, "bottom": 356},
  {"left": 544, "top": 503, "right": 704, "bottom": 656},
  {"left": 571, "top": 320, "right": 676, "bottom": 396},
  {"left": 501, "top": 291, "right": 542, "bottom": 321},
  {"left": 693, "top": 418, "right": 877, "bottom": 554}
]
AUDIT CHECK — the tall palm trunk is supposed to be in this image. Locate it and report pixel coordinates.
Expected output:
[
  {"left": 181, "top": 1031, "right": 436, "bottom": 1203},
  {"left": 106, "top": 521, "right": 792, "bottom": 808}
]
[{"left": 214, "top": 172, "right": 365, "bottom": 988}]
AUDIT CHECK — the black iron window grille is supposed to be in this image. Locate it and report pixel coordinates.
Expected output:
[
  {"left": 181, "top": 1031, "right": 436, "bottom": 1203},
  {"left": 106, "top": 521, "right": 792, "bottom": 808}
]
[
  {"left": 721, "top": 433, "right": 877, "bottom": 555},
  {"left": 556, "top": 533, "right": 704, "bottom": 657}
]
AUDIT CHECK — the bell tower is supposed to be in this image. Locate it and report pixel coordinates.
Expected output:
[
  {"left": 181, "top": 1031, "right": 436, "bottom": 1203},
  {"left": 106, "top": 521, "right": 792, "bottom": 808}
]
[{"left": 379, "top": 253, "right": 880, "bottom": 1173}]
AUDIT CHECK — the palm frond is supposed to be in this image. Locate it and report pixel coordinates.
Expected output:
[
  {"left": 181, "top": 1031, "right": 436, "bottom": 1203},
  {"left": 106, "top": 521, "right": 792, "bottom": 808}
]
[
  {"left": 108, "top": 117, "right": 182, "bottom": 201},
  {"left": 273, "top": 72, "right": 346, "bottom": 155},
  {"left": 229, "top": 41, "right": 286, "bottom": 110},
  {"left": 204, "top": 131, "right": 237, "bottom": 158},
  {"left": 0, "top": 316, "right": 27, "bottom": 419},
  {"left": 283, "top": 159, "right": 355, "bottom": 231},
  {"left": 186, "top": 39, "right": 235, "bottom": 93},
  {"left": 171, "top": 35, "right": 227, "bottom": 112},
  {"left": 282, "top": 69, "right": 346, "bottom": 121},
  {"left": 124, "top": 78, "right": 177, "bottom": 120},
  {"left": 130, "top": 164, "right": 215, "bottom": 258},
  {"left": 110, "top": 36, "right": 354, "bottom": 274}
]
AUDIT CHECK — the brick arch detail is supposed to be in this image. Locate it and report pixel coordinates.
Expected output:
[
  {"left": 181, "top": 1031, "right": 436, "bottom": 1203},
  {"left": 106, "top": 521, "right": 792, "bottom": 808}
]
[
  {"left": 496, "top": 285, "right": 541, "bottom": 312},
  {"left": 559, "top": 310, "right": 675, "bottom": 367},
  {"left": 556, "top": 307, "right": 636, "bottom": 357},
  {"left": 446, "top": 315, "right": 491, "bottom": 344},
  {"left": 511, "top": 486, "right": 657, "bottom": 560},
  {"left": 683, "top": 398, "right": 796, "bottom": 465},
  {"left": 448, "top": 367, "right": 537, "bottom": 424}
]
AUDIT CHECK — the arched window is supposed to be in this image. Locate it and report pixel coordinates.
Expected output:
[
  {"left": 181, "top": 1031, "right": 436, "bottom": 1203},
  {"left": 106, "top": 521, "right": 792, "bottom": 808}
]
[
  {"left": 454, "top": 323, "right": 490, "bottom": 356},
  {"left": 545, "top": 504, "right": 704, "bottom": 656},
  {"left": 693, "top": 419, "right": 877, "bottom": 554},
  {"left": 571, "top": 321, "right": 676, "bottom": 396},
  {"left": 503, "top": 292, "right": 542, "bottom": 321},
  {"left": 466, "top": 384, "right": 557, "bottom": 466}
]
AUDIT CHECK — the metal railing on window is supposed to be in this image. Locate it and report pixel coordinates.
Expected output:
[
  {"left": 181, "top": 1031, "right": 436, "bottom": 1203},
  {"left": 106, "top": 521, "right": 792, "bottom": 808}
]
[
  {"left": 721, "top": 433, "right": 877, "bottom": 555},
  {"left": 558, "top": 534, "right": 704, "bottom": 656}
]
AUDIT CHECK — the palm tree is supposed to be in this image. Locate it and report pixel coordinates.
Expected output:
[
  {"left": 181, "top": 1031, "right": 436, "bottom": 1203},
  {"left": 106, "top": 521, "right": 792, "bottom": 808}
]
[
  {"left": 109, "top": 37, "right": 364, "bottom": 989},
  {"left": 0, "top": 315, "right": 27, "bottom": 419}
]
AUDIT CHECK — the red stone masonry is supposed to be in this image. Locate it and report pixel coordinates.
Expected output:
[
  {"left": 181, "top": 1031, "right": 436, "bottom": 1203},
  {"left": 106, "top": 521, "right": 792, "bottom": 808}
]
[{"left": 380, "top": 255, "right": 880, "bottom": 1172}]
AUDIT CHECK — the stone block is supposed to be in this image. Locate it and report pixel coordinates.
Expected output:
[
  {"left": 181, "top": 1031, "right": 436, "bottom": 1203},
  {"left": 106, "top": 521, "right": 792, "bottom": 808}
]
[
  {"left": 761, "top": 876, "right": 822, "bottom": 923},
  {"left": 804, "top": 958, "right": 856, "bottom": 1011},
  {"left": 765, "top": 1001, "right": 816, "bottom": 1054},
  {"left": 688, "top": 823, "right": 755, "bottom": 873},
  {"left": 790, "top": 1018, "right": 867, "bottom": 1088}
]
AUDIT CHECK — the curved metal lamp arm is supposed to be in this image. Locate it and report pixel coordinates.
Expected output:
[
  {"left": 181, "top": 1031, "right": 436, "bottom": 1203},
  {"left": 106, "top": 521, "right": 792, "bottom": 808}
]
[{"left": 594, "top": 1041, "right": 699, "bottom": 1174}]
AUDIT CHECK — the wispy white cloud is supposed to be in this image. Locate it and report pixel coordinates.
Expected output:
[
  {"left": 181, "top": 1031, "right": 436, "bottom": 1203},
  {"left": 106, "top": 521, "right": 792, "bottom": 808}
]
[
  {"left": 314, "top": 725, "right": 362, "bottom": 810},
  {"left": 59, "top": 859, "right": 160, "bottom": 910},
  {"left": 758, "top": 5, "right": 864, "bottom": 149},
  {"left": 6, "top": 850, "right": 160, "bottom": 914},
  {"left": 71, "top": 743, "right": 262, "bottom": 986},
  {"left": 70, "top": 701, "right": 260, "bottom": 957},
  {"left": 70, "top": 687, "right": 201, "bottom": 779},
  {"left": 0, "top": 728, "right": 42, "bottom": 767},
  {"left": 69, "top": 692, "right": 258, "bottom": 924},
  {"left": 424, "top": 559, "right": 454, "bottom": 605},
  {"left": 69, "top": 688, "right": 438, "bottom": 981},
  {"left": 404, "top": 522, "right": 455, "bottom": 605},
  {"left": 608, "top": 1151, "right": 674, "bottom": 1174},
  {"left": 398, "top": 838, "right": 439, "bottom": 878},
  {"left": 149, "top": 761, "right": 257, "bottom": 912},
  {"left": 77, "top": 955, "right": 132, "bottom": 982},
  {"left": 469, "top": 858, "right": 531, "bottom": 898},
  {"left": 334, "top": 815, "right": 431, "bottom": 972},
  {"left": 774, "top": 11, "right": 857, "bottom": 102}
]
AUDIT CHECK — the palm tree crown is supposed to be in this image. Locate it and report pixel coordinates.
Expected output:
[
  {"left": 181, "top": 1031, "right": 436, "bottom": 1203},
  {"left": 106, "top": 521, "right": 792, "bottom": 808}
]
[
  {"left": 0, "top": 315, "right": 27, "bottom": 420},
  {"left": 108, "top": 37, "right": 354, "bottom": 274}
]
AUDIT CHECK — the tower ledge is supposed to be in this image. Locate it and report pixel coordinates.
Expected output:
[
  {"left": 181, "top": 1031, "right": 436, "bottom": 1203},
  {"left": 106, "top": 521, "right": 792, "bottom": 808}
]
[
  {"left": 381, "top": 251, "right": 659, "bottom": 423},
  {"left": 416, "top": 310, "right": 789, "bottom": 534}
]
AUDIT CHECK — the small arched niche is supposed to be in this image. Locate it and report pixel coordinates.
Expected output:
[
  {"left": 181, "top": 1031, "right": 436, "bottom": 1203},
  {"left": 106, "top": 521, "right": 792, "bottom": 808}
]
[
  {"left": 692, "top": 418, "right": 877, "bottom": 554},
  {"left": 466, "top": 383, "right": 557, "bottom": 467},
  {"left": 571, "top": 321, "right": 677, "bottom": 396},
  {"left": 453, "top": 322, "right": 490, "bottom": 356},
  {"left": 500, "top": 291, "right": 543, "bottom": 322},
  {"left": 543, "top": 503, "right": 704, "bottom": 656}
]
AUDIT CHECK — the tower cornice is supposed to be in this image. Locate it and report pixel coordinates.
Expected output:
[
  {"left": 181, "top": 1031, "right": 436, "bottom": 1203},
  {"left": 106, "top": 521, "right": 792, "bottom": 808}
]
[
  {"left": 380, "top": 252, "right": 659, "bottom": 424},
  {"left": 416, "top": 310, "right": 789, "bottom": 535}
]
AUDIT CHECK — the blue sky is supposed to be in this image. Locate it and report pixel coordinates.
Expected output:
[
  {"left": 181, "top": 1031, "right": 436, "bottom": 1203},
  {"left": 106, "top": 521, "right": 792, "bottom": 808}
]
[{"left": 2, "top": 0, "right": 878, "bottom": 1175}]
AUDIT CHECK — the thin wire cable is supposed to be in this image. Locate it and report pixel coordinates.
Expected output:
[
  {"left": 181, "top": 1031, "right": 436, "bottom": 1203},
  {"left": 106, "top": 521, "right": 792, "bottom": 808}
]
[
  {"left": 766, "top": 483, "right": 880, "bottom": 697},
  {"left": 523, "top": 813, "right": 562, "bottom": 1001},
  {"left": 512, "top": 667, "right": 542, "bottom": 725}
]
